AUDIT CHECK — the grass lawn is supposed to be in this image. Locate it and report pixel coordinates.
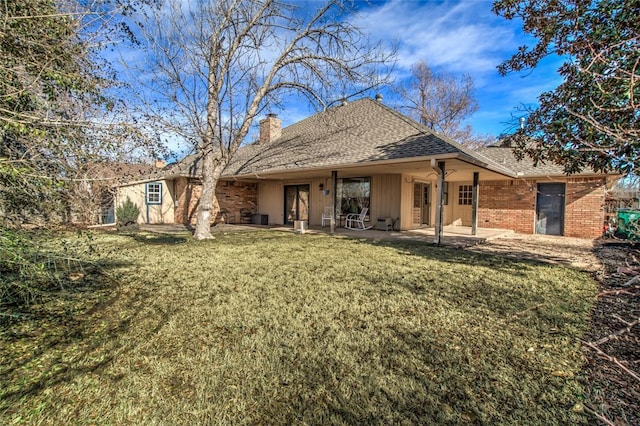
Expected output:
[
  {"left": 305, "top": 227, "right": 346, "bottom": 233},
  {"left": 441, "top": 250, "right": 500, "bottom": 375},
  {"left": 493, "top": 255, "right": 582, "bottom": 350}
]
[{"left": 1, "top": 230, "right": 597, "bottom": 424}]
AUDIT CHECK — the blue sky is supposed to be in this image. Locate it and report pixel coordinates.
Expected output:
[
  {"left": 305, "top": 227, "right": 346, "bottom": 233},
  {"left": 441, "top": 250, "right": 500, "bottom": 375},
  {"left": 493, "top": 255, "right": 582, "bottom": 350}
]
[
  {"left": 108, "top": 0, "right": 565, "bottom": 151},
  {"left": 281, "top": 0, "right": 564, "bottom": 139}
]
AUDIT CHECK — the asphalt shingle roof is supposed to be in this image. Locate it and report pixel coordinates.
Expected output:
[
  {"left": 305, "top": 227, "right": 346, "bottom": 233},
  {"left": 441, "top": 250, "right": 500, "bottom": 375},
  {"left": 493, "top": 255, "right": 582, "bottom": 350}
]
[
  {"left": 228, "top": 98, "right": 463, "bottom": 175},
  {"left": 162, "top": 98, "right": 514, "bottom": 179},
  {"left": 150, "top": 97, "right": 608, "bottom": 182},
  {"left": 86, "top": 162, "right": 158, "bottom": 184},
  {"left": 475, "top": 146, "right": 598, "bottom": 177}
]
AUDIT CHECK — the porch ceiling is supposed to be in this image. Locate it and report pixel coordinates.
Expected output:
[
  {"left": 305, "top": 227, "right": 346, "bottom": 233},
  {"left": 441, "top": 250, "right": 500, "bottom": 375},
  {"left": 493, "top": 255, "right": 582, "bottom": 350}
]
[{"left": 231, "top": 158, "right": 511, "bottom": 183}]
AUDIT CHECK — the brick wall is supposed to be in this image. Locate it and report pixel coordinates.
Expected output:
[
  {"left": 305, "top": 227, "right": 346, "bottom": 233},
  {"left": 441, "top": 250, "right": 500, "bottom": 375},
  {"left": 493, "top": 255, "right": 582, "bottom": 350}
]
[
  {"left": 478, "top": 179, "right": 537, "bottom": 234},
  {"left": 478, "top": 177, "right": 606, "bottom": 238},
  {"left": 174, "top": 177, "right": 197, "bottom": 224},
  {"left": 564, "top": 177, "right": 606, "bottom": 238},
  {"left": 174, "top": 177, "right": 257, "bottom": 225}
]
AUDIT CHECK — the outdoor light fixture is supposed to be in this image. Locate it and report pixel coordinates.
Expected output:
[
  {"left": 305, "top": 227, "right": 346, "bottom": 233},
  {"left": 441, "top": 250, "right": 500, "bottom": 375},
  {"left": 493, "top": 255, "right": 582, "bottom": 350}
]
[{"left": 319, "top": 180, "right": 330, "bottom": 195}]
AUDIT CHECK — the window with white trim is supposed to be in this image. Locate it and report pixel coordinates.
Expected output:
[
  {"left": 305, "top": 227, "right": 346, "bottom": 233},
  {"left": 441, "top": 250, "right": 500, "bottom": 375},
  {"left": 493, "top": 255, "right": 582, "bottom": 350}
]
[{"left": 146, "top": 182, "right": 162, "bottom": 205}]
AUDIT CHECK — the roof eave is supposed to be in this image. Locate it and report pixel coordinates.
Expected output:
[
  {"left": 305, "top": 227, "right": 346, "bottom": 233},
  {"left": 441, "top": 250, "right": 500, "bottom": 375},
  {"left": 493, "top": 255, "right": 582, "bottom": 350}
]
[
  {"left": 115, "top": 175, "right": 171, "bottom": 187},
  {"left": 225, "top": 152, "right": 515, "bottom": 180}
]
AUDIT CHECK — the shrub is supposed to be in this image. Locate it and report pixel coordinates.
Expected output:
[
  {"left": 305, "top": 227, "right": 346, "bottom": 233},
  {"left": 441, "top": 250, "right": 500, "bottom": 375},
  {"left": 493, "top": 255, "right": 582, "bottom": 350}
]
[{"left": 116, "top": 197, "right": 140, "bottom": 227}]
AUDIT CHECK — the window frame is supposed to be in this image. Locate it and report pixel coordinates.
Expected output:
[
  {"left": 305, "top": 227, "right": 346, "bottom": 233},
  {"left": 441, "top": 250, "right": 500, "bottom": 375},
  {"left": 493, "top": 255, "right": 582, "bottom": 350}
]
[
  {"left": 458, "top": 184, "right": 473, "bottom": 206},
  {"left": 146, "top": 182, "right": 162, "bottom": 205},
  {"left": 337, "top": 177, "right": 371, "bottom": 219}
]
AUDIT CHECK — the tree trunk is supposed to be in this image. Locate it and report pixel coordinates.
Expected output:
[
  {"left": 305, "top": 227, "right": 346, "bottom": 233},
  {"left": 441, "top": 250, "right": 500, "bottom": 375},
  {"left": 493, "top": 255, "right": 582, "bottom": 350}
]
[{"left": 193, "top": 147, "right": 224, "bottom": 240}]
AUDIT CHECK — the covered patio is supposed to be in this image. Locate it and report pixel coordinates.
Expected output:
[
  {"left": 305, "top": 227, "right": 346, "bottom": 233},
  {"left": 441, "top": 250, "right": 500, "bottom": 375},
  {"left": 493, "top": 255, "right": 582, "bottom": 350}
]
[{"left": 301, "top": 224, "right": 514, "bottom": 248}]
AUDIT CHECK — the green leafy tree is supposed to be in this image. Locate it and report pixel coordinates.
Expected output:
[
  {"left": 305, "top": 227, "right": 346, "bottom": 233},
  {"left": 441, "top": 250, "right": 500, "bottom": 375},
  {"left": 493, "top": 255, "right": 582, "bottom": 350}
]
[
  {"left": 493, "top": 0, "right": 639, "bottom": 174},
  {"left": 0, "top": 0, "right": 158, "bottom": 226}
]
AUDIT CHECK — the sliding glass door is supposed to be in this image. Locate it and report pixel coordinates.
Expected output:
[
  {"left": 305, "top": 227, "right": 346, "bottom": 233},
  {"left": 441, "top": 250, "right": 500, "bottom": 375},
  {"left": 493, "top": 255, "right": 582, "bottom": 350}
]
[{"left": 284, "top": 185, "right": 310, "bottom": 224}]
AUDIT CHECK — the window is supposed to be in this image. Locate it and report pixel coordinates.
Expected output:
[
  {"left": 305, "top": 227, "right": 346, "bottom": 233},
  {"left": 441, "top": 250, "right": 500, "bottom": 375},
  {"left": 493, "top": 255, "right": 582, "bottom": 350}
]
[
  {"left": 413, "top": 184, "right": 422, "bottom": 208},
  {"left": 458, "top": 184, "right": 473, "bottom": 205},
  {"left": 146, "top": 182, "right": 162, "bottom": 205},
  {"left": 337, "top": 177, "right": 370, "bottom": 216}
]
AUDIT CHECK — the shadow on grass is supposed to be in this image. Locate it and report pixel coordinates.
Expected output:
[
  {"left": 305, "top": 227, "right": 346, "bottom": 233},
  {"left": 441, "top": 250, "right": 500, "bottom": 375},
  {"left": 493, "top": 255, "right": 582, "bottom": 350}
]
[
  {"left": 471, "top": 239, "right": 599, "bottom": 268},
  {"left": 122, "top": 231, "right": 190, "bottom": 245},
  {"left": 209, "top": 229, "right": 546, "bottom": 273},
  {"left": 0, "top": 229, "right": 594, "bottom": 423},
  {"left": 168, "top": 229, "right": 593, "bottom": 327},
  {"left": 0, "top": 256, "right": 176, "bottom": 415},
  {"left": 169, "top": 230, "right": 591, "bottom": 423},
  {"left": 362, "top": 237, "right": 545, "bottom": 270}
]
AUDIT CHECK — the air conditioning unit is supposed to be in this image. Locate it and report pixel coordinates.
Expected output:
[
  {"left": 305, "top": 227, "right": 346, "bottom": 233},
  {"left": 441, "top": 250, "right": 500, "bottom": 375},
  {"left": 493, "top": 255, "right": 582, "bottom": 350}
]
[{"left": 376, "top": 217, "right": 393, "bottom": 231}]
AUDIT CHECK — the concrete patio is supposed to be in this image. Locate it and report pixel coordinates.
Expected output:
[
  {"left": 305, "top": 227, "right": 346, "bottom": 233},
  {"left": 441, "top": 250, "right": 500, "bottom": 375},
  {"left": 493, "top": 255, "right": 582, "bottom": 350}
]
[{"left": 301, "top": 225, "right": 514, "bottom": 248}]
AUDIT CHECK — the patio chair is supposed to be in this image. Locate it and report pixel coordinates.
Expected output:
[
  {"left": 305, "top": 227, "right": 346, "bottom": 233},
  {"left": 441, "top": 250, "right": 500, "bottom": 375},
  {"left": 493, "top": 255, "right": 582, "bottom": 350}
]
[
  {"left": 321, "top": 206, "right": 333, "bottom": 227},
  {"left": 345, "top": 208, "right": 373, "bottom": 230}
]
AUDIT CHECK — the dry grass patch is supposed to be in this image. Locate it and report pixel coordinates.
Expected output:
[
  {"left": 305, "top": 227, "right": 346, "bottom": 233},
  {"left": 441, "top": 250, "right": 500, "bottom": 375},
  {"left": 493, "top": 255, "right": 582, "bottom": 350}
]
[{"left": 1, "top": 230, "right": 597, "bottom": 424}]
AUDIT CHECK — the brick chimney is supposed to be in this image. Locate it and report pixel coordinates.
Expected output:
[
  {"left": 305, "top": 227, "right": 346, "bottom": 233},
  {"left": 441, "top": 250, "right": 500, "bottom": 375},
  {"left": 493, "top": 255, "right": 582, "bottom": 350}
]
[{"left": 259, "top": 113, "right": 281, "bottom": 144}]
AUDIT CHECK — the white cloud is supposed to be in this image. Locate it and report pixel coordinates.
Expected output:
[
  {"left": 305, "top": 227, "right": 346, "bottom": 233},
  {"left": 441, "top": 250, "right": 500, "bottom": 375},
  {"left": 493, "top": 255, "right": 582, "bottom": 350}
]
[
  {"left": 350, "top": 0, "right": 566, "bottom": 136},
  {"left": 353, "top": 0, "right": 519, "bottom": 85},
  {"left": 101, "top": 0, "right": 567, "bottom": 142}
]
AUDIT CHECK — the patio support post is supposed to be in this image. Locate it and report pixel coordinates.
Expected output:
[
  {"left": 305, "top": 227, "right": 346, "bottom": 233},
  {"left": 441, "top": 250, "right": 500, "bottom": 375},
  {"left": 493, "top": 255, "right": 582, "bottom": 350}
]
[
  {"left": 471, "top": 171, "right": 479, "bottom": 236},
  {"left": 331, "top": 170, "right": 338, "bottom": 234},
  {"left": 435, "top": 161, "right": 445, "bottom": 245}
]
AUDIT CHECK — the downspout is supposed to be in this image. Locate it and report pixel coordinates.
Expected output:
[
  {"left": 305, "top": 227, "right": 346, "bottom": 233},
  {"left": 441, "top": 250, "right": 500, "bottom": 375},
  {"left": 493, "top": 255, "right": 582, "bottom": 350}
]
[{"left": 173, "top": 179, "right": 178, "bottom": 223}]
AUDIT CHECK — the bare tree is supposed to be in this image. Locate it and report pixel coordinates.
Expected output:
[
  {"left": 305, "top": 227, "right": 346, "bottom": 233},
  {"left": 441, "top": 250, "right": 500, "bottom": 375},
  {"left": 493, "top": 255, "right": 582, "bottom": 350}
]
[
  {"left": 127, "top": 0, "right": 393, "bottom": 239},
  {"left": 397, "top": 61, "right": 484, "bottom": 147},
  {"left": 610, "top": 174, "right": 640, "bottom": 200}
]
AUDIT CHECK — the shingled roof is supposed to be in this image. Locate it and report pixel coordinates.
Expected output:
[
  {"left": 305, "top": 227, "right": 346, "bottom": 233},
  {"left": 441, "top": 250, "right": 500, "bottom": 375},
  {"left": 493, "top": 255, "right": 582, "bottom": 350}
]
[
  {"left": 84, "top": 162, "right": 159, "bottom": 184},
  {"left": 475, "top": 146, "right": 600, "bottom": 178},
  {"left": 162, "top": 97, "right": 514, "bottom": 179}
]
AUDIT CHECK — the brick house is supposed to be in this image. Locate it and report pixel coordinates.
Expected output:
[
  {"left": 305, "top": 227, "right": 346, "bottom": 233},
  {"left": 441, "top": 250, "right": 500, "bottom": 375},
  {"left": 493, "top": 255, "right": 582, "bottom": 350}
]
[{"left": 115, "top": 97, "right": 617, "bottom": 238}]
